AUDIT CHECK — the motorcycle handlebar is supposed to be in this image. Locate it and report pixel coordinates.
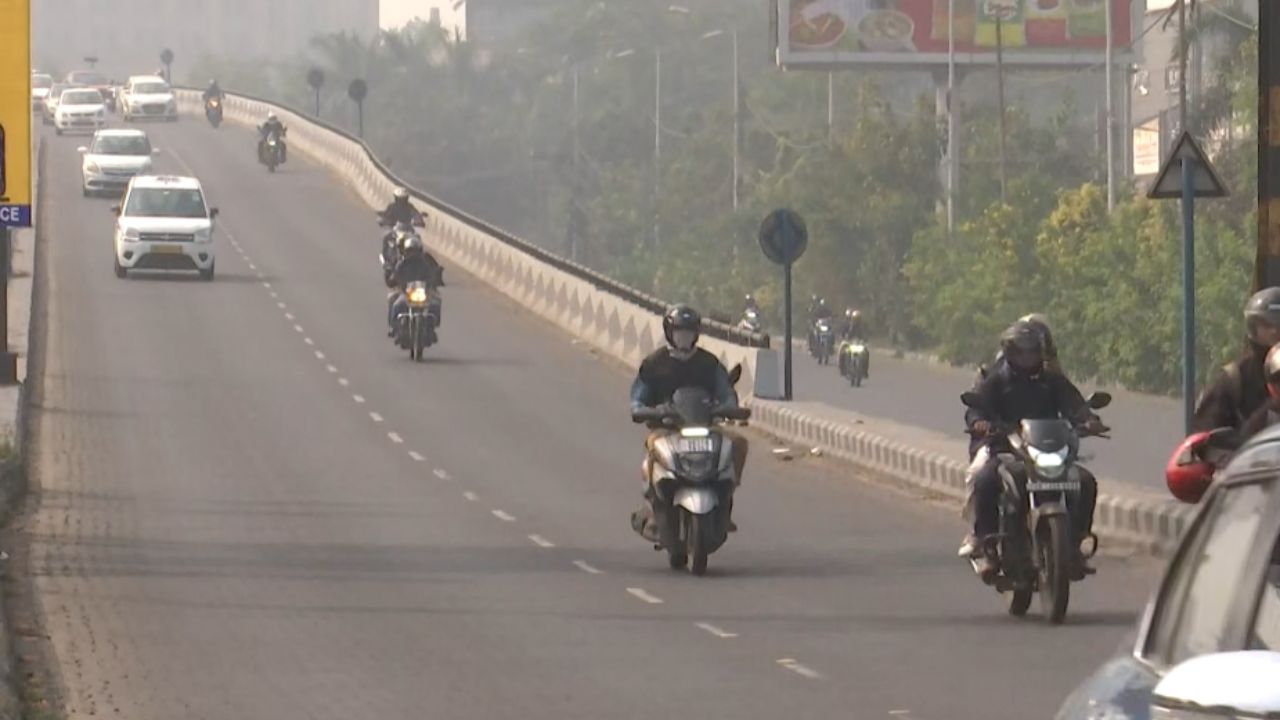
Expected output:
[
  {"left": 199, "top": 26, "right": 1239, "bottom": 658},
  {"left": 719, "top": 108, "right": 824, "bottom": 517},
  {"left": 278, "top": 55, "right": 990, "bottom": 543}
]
[{"left": 631, "top": 406, "right": 752, "bottom": 425}]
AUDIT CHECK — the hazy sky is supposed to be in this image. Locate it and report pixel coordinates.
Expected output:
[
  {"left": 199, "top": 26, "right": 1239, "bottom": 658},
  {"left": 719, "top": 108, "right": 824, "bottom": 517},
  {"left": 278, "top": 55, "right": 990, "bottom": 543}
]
[{"left": 381, "top": 0, "right": 463, "bottom": 29}]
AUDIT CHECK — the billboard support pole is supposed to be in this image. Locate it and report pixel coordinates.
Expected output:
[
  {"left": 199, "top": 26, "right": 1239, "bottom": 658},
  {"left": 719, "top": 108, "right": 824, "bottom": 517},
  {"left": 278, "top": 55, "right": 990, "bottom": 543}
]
[
  {"left": 1105, "top": 0, "right": 1115, "bottom": 211},
  {"left": 995, "top": 17, "right": 1008, "bottom": 205},
  {"left": 1257, "top": 1, "right": 1280, "bottom": 290},
  {"left": 946, "top": 0, "right": 956, "bottom": 238}
]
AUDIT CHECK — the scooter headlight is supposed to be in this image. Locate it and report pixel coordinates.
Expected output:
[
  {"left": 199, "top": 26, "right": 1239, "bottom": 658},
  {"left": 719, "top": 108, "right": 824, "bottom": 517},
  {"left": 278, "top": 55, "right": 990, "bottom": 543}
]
[{"left": 1028, "top": 446, "right": 1068, "bottom": 479}]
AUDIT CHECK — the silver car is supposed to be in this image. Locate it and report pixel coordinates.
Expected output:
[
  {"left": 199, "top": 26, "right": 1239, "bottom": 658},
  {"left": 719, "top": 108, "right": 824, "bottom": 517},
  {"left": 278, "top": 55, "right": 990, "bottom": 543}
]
[{"left": 1055, "top": 428, "right": 1280, "bottom": 719}]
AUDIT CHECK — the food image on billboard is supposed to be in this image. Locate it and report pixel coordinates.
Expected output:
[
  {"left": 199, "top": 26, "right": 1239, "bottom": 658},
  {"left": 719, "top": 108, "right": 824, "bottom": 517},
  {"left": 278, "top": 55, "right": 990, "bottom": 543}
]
[{"left": 780, "top": 0, "right": 1133, "bottom": 68}]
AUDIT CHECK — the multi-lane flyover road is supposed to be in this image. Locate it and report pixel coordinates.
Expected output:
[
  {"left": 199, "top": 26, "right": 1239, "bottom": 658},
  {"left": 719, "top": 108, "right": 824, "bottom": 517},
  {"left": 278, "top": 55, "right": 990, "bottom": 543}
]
[{"left": 19, "top": 117, "right": 1161, "bottom": 720}]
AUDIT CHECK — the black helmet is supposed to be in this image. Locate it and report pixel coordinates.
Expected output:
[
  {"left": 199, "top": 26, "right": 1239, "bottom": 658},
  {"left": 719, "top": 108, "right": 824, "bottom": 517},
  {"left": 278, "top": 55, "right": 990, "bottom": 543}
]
[
  {"left": 1000, "top": 320, "right": 1045, "bottom": 374},
  {"left": 1245, "top": 287, "right": 1280, "bottom": 344},
  {"left": 400, "top": 234, "right": 423, "bottom": 255},
  {"left": 663, "top": 305, "right": 701, "bottom": 352}
]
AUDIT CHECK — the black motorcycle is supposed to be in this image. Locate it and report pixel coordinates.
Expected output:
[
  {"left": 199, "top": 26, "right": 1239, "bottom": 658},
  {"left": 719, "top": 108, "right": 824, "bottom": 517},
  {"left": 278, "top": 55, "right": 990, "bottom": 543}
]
[
  {"left": 960, "top": 391, "right": 1111, "bottom": 624},
  {"left": 811, "top": 319, "right": 835, "bottom": 365},
  {"left": 259, "top": 127, "right": 286, "bottom": 172},
  {"left": 205, "top": 97, "right": 223, "bottom": 127}
]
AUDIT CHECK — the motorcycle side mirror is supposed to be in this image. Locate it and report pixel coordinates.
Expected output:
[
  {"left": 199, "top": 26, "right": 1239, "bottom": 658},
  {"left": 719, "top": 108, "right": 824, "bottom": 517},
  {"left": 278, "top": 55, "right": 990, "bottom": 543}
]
[
  {"left": 960, "top": 391, "right": 981, "bottom": 409},
  {"left": 209, "top": 207, "right": 220, "bottom": 219},
  {"left": 1151, "top": 652, "right": 1280, "bottom": 719},
  {"left": 1086, "top": 392, "right": 1112, "bottom": 410},
  {"left": 412, "top": 216, "right": 425, "bottom": 227},
  {"left": 728, "top": 364, "right": 742, "bottom": 386}
]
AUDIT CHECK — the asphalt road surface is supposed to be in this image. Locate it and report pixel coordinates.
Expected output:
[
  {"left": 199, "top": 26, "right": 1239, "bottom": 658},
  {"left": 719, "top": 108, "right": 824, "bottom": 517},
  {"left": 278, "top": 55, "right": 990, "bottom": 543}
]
[{"left": 24, "top": 118, "right": 1163, "bottom": 720}]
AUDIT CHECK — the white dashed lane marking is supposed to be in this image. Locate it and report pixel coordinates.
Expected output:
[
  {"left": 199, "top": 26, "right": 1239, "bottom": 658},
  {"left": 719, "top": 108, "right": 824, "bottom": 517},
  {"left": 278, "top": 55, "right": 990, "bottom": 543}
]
[
  {"left": 694, "top": 623, "right": 738, "bottom": 639},
  {"left": 776, "top": 659, "right": 822, "bottom": 680},
  {"left": 528, "top": 534, "right": 555, "bottom": 548},
  {"left": 463, "top": 491, "right": 479, "bottom": 502},
  {"left": 408, "top": 451, "right": 425, "bottom": 462},
  {"left": 352, "top": 394, "right": 365, "bottom": 403},
  {"left": 369, "top": 412, "right": 384, "bottom": 423},
  {"left": 573, "top": 560, "right": 604, "bottom": 575},
  {"left": 626, "top": 588, "right": 664, "bottom": 605},
  {"left": 388, "top": 432, "right": 404, "bottom": 444},
  {"left": 491, "top": 510, "right": 516, "bottom": 522}
]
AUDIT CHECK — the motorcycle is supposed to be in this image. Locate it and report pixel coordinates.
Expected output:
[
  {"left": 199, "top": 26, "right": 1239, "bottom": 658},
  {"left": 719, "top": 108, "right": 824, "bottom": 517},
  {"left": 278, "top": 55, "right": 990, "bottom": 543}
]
[
  {"left": 738, "top": 308, "right": 762, "bottom": 334},
  {"left": 811, "top": 319, "right": 835, "bottom": 365},
  {"left": 631, "top": 367, "right": 750, "bottom": 576},
  {"left": 259, "top": 127, "right": 286, "bottom": 172},
  {"left": 205, "top": 97, "right": 223, "bottom": 127},
  {"left": 960, "top": 390, "right": 1111, "bottom": 624},
  {"left": 393, "top": 280, "right": 441, "bottom": 362},
  {"left": 838, "top": 339, "right": 869, "bottom": 387}
]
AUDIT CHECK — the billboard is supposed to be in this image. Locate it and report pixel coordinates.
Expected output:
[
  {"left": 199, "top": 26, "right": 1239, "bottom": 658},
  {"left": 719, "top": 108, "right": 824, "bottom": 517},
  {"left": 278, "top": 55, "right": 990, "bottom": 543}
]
[
  {"left": 1133, "top": 117, "right": 1161, "bottom": 177},
  {"left": 0, "top": 0, "right": 32, "bottom": 228},
  {"left": 778, "top": 0, "right": 1134, "bottom": 69}
]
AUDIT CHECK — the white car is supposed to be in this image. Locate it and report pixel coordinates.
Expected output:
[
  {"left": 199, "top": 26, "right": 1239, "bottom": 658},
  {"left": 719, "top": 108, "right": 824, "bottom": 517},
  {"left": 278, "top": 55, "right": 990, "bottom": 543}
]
[
  {"left": 113, "top": 176, "right": 218, "bottom": 280},
  {"left": 120, "top": 75, "right": 177, "bottom": 122},
  {"left": 79, "top": 130, "right": 159, "bottom": 198},
  {"left": 31, "top": 73, "right": 52, "bottom": 112},
  {"left": 54, "top": 88, "right": 106, "bottom": 135}
]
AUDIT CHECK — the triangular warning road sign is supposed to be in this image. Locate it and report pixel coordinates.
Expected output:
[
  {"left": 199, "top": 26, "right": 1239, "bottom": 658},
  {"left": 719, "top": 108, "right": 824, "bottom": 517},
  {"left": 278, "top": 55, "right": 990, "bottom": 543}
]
[{"left": 1147, "top": 131, "right": 1229, "bottom": 200}]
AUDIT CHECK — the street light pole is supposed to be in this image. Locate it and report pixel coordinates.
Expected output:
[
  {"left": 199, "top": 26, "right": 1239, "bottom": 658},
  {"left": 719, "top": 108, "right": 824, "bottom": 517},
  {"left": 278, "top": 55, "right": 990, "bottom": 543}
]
[
  {"left": 571, "top": 63, "right": 581, "bottom": 262},
  {"left": 1105, "top": 0, "right": 1115, "bottom": 211},
  {"left": 947, "top": 0, "right": 956, "bottom": 237},
  {"left": 654, "top": 48, "right": 662, "bottom": 248},
  {"left": 995, "top": 16, "right": 1009, "bottom": 205},
  {"left": 732, "top": 28, "right": 740, "bottom": 211}
]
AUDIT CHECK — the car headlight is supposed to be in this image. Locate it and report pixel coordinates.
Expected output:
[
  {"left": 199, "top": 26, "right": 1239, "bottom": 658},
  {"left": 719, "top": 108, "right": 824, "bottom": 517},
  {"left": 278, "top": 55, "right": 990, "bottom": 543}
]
[
  {"left": 122, "top": 228, "right": 141, "bottom": 242},
  {"left": 84, "top": 161, "right": 101, "bottom": 174},
  {"left": 194, "top": 228, "right": 213, "bottom": 244},
  {"left": 1028, "top": 447, "right": 1068, "bottom": 479}
]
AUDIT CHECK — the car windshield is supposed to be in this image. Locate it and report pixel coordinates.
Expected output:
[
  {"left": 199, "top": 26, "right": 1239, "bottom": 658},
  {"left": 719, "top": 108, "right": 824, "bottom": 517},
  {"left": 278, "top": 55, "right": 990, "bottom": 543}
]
[
  {"left": 62, "top": 90, "right": 102, "bottom": 105},
  {"left": 133, "top": 82, "right": 169, "bottom": 94},
  {"left": 32, "top": 75, "right": 52, "bottom": 88},
  {"left": 69, "top": 71, "right": 107, "bottom": 85},
  {"left": 92, "top": 136, "right": 151, "bottom": 156},
  {"left": 124, "top": 188, "right": 207, "bottom": 219}
]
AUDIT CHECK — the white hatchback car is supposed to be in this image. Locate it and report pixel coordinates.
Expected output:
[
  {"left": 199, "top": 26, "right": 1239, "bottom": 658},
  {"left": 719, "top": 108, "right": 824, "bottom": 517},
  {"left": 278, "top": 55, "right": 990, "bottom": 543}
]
[
  {"left": 31, "top": 73, "right": 53, "bottom": 112},
  {"left": 79, "top": 130, "right": 159, "bottom": 197},
  {"left": 120, "top": 75, "right": 177, "bottom": 122},
  {"left": 113, "top": 176, "right": 218, "bottom": 280},
  {"left": 54, "top": 88, "right": 106, "bottom": 135}
]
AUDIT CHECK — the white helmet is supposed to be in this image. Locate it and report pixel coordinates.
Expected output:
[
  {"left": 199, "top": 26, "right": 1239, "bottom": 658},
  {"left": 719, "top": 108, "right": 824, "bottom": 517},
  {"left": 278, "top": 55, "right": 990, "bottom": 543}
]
[
  {"left": 394, "top": 187, "right": 410, "bottom": 200},
  {"left": 267, "top": 111, "right": 277, "bottom": 121}
]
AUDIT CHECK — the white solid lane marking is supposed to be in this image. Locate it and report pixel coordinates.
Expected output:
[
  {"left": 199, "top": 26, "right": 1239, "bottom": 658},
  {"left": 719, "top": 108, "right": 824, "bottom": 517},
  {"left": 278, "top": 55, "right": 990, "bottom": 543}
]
[
  {"left": 776, "top": 659, "right": 822, "bottom": 680},
  {"left": 314, "top": 350, "right": 325, "bottom": 360},
  {"left": 338, "top": 377, "right": 350, "bottom": 387},
  {"left": 388, "top": 432, "right": 404, "bottom": 444},
  {"left": 572, "top": 560, "right": 604, "bottom": 575},
  {"left": 408, "top": 451, "right": 425, "bottom": 462},
  {"left": 694, "top": 622, "right": 738, "bottom": 639},
  {"left": 528, "top": 534, "right": 555, "bottom": 548},
  {"left": 626, "top": 588, "right": 664, "bottom": 605},
  {"left": 326, "top": 365, "right": 338, "bottom": 374},
  {"left": 369, "top": 412, "right": 384, "bottom": 423},
  {"left": 491, "top": 510, "right": 516, "bottom": 522},
  {"left": 463, "top": 491, "right": 479, "bottom": 502},
  {"left": 433, "top": 468, "right": 449, "bottom": 480},
  {"left": 353, "top": 394, "right": 365, "bottom": 404}
]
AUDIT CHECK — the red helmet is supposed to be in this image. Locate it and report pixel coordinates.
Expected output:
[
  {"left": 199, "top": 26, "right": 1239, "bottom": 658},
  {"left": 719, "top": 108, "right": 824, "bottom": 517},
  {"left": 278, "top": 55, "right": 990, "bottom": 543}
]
[{"left": 1166, "top": 432, "right": 1217, "bottom": 504}]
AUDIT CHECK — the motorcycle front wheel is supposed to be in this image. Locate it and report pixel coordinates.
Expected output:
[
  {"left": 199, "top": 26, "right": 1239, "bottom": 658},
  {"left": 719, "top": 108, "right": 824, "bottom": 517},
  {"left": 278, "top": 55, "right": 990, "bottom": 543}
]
[
  {"left": 1037, "top": 515, "right": 1072, "bottom": 624},
  {"left": 688, "top": 512, "right": 713, "bottom": 576}
]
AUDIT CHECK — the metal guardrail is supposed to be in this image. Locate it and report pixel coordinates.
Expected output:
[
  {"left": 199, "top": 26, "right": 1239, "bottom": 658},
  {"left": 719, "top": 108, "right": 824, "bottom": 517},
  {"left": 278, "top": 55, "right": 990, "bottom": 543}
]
[{"left": 188, "top": 86, "right": 770, "bottom": 349}]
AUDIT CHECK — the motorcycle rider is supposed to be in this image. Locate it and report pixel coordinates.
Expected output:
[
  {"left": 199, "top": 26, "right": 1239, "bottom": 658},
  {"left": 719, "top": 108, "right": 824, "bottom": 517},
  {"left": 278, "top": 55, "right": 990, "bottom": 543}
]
[
  {"left": 257, "top": 111, "right": 287, "bottom": 164},
  {"left": 629, "top": 305, "right": 748, "bottom": 541},
  {"left": 379, "top": 188, "right": 427, "bottom": 266},
  {"left": 1191, "top": 287, "right": 1280, "bottom": 434},
  {"left": 808, "top": 298, "right": 832, "bottom": 354},
  {"left": 960, "top": 321, "right": 1106, "bottom": 582},
  {"left": 1239, "top": 344, "right": 1280, "bottom": 442},
  {"left": 838, "top": 309, "right": 869, "bottom": 378},
  {"left": 386, "top": 234, "right": 443, "bottom": 337},
  {"left": 202, "top": 79, "right": 224, "bottom": 104},
  {"left": 744, "top": 293, "right": 759, "bottom": 315}
]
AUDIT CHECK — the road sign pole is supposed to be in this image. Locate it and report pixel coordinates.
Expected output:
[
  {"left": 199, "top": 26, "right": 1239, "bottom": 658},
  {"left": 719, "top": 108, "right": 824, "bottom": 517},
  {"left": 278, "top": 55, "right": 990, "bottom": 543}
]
[
  {"left": 1258, "top": 2, "right": 1280, "bottom": 289},
  {"left": 784, "top": 262, "right": 793, "bottom": 401},
  {"left": 1182, "top": 157, "right": 1196, "bottom": 434},
  {"left": 0, "top": 228, "right": 15, "bottom": 385}
]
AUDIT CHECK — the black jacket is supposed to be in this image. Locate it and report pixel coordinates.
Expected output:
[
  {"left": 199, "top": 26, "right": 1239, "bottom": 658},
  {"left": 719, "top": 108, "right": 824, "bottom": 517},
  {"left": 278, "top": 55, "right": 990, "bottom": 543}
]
[
  {"left": 1192, "top": 342, "right": 1270, "bottom": 434},
  {"left": 381, "top": 199, "right": 423, "bottom": 226},
  {"left": 629, "top": 347, "right": 736, "bottom": 411},
  {"left": 259, "top": 119, "right": 286, "bottom": 139},
  {"left": 392, "top": 251, "right": 441, "bottom": 290},
  {"left": 202, "top": 86, "right": 224, "bottom": 102},
  {"left": 966, "top": 364, "right": 1094, "bottom": 451}
]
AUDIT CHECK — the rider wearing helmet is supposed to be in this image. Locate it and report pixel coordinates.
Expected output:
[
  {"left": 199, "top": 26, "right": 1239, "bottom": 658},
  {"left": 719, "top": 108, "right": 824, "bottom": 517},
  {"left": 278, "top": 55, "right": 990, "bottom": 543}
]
[
  {"left": 202, "top": 79, "right": 224, "bottom": 103},
  {"left": 1192, "top": 287, "right": 1280, "bottom": 434},
  {"left": 629, "top": 305, "right": 748, "bottom": 540},
  {"left": 960, "top": 321, "right": 1105, "bottom": 581},
  {"left": 744, "top": 293, "right": 759, "bottom": 313},
  {"left": 258, "top": 111, "right": 288, "bottom": 163},
  {"left": 380, "top": 187, "right": 424, "bottom": 227},
  {"left": 386, "top": 234, "right": 443, "bottom": 336},
  {"left": 840, "top": 309, "right": 864, "bottom": 341}
]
